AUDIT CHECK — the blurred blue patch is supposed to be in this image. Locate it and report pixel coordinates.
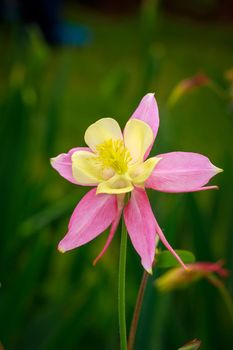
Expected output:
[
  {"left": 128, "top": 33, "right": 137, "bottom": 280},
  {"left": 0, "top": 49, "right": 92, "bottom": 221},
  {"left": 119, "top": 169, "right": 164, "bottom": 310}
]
[{"left": 57, "top": 22, "right": 92, "bottom": 47}]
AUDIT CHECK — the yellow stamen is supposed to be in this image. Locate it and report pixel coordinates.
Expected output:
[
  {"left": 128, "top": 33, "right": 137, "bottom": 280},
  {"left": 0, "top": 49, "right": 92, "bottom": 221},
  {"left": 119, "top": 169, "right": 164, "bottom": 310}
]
[{"left": 95, "top": 139, "right": 132, "bottom": 175}]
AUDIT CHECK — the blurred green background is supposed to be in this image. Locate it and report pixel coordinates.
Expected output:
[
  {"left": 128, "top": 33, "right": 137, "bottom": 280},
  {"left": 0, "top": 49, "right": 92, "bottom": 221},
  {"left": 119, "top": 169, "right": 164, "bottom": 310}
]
[{"left": 0, "top": 0, "right": 233, "bottom": 349}]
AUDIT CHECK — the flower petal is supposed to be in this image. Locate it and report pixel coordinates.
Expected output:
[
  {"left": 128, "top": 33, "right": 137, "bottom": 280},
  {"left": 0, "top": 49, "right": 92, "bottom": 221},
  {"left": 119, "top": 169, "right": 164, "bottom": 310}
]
[
  {"left": 92, "top": 210, "right": 121, "bottom": 266},
  {"left": 93, "top": 195, "right": 125, "bottom": 265},
  {"left": 84, "top": 118, "right": 123, "bottom": 151},
  {"left": 124, "top": 188, "right": 157, "bottom": 273},
  {"left": 153, "top": 217, "right": 188, "bottom": 270},
  {"left": 72, "top": 150, "right": 103, "bottom": 185},
  {"left": 96, "top": 174, "right": 133, "bottom": 194},
  {"left": 58, "top": 188, "right": 117, "bottom": 252},
  {"left": 130, "top": 93, "right": 159, "bottom": 157},
  {"left": 129, "top": 157, "right": 161, "bottom": 184},
  {"left": 50, "top": 147, "right": 91, "bottom": 185},
  {"left": 124, "top": 119, "right": 154, "bottom": 163},
  {"left": 146, "top": 152, "right": 222, "bottom": 193}
]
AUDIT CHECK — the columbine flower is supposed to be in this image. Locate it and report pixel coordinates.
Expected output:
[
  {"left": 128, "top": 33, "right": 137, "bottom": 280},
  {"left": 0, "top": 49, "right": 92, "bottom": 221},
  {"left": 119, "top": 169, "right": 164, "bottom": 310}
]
[
  {"left": 51, "top": 93, "right": 222, "bottom": 273},
  {"left": 168, "top": 74, "right": 210, "bottom": 106},
  {"left": 178, "top": 339, "right": 201, "bottom": 350},
  {"left": 156, "top": 261, "right": 228, "bottom": 292}
]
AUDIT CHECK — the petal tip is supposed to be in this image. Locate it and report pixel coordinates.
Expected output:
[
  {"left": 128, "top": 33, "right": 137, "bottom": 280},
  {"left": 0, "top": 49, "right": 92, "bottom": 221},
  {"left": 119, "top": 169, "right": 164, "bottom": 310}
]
[
  {"left": 50, "top": 157, "right": 55, "bottom": 165},
  {"left": 92, "top": 254, "right": 101, "bottom": 266},
  {"left": 215, "top": 166, "right": 224, "bottom": 174},
  {"left": 58, "top": 244, "right": 66, "bottom": 253},
  {"left": 143, "top": 92, "right": 156, "bottom": 103},
  {"left": 146, "top": 267, "right": 153, "bottom": 275},
  {"left": 96, "top": 187, "right": 103, "bottom": 195},
  {"left": 147, "top": 92, "right": 155, "bottom": 97}
]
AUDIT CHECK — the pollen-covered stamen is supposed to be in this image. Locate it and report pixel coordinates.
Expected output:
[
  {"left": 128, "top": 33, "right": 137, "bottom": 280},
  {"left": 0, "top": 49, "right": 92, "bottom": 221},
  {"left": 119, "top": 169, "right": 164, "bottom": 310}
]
[{"left": 95, "top": 139, "right": 132, "bottom": 174}]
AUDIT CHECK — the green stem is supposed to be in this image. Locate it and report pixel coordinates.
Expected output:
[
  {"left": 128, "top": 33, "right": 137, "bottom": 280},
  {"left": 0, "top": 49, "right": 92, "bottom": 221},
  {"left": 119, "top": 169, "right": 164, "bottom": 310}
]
[
  {"left": 128, "top": 270, "right": 149, "bottom": 350},
  {"left": 118, "top": 218, "right": 128, "bottom": 350},
  {"left": 207, "top": 274, "right": 233, "bottom": 324}
]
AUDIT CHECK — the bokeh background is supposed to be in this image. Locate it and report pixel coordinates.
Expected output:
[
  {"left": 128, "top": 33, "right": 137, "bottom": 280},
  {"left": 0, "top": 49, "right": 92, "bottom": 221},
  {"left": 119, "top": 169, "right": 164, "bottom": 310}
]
[{"left": 0, "top": 0, "right": 233, "bottom": 349}]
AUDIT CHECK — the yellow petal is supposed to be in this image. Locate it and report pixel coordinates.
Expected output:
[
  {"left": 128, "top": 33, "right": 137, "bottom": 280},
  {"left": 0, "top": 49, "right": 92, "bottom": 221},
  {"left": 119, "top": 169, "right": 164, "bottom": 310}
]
[
  {"left": 84, "top": 118, "right": 123, "bottom": 151},
  {"left": 129, "top": 157, "right": 161, "bottom": 184},
  {"left": 96, "top": 174, "right": 133, "bottom": 194},
  {"left": 72, "top": 151, "right": 103, "bottom": 185},
  {"left": 124, "top": 119, "right": 153, "bottom": 163}
]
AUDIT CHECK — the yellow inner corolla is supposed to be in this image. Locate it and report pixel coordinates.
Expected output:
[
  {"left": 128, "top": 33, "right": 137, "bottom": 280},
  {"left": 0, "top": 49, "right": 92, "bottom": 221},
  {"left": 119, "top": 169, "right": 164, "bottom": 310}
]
[
  {"left": 71, "top": 118, "right": 160, "bottom": 194},
  {"left": 95, "top": 139, "right": 132, "bottom": 175}
]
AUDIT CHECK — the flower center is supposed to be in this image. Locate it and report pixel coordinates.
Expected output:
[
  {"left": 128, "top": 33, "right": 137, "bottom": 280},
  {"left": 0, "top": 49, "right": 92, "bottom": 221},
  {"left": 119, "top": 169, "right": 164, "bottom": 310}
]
[{"left": 95, "top": 139, "right": 132, "bottom": 175}]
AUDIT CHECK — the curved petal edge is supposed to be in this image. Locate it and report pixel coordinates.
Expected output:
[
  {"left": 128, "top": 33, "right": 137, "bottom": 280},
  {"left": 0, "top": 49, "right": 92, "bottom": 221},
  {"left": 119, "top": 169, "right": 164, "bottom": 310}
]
[
  {"left": 124, "top": 188, "right": 157, "bottom": 273},
  {"left": 146, "top": 152, "right": 222, "bottom": 193},
  {"left": 129, "top": 93, "right": 160, "bottom": 158},
  {"left": 50, "top": 147, "right": 92, "bottom": 185},
  {"left": 58, "top": 188, "right": 117, "bottom": 252}
]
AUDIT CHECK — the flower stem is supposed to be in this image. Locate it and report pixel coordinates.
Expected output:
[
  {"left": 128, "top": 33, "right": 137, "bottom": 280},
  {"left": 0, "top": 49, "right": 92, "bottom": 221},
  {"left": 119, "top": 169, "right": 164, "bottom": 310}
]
[
  {"left": 207, "top": 274, "right": 233, "bottom": 324},
  {"left": 118, "top": 218, "right": 128, "bottom": 350},
  {"left": 128, "top": 270, "right": 149, "bottom": 350}
]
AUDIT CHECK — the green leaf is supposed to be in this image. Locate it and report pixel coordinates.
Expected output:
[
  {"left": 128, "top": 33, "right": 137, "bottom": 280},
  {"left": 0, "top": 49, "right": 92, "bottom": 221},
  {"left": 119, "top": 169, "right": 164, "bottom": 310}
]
[
  {"left": 178, "top": 339, "right": 201, "bottom": 350},
  {"left": 156, "top": 250, "right": 196, "bottom": 268}
]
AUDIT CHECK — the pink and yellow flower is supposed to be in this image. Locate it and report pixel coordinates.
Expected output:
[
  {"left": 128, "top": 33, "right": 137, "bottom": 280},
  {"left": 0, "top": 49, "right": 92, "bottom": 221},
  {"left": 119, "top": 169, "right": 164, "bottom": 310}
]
[
  {"left": 156, "top": 261, "right": 228, "bottom": 292},
  {"left": 51, "top": 93, "right": 222, "bottom": 273}
]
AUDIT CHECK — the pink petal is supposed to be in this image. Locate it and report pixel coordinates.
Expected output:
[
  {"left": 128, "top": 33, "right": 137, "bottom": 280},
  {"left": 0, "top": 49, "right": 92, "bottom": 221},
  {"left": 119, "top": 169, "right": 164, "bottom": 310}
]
[
  {"left": 146, "top": 152, "right": 222, "bottom": 193},
  {"left": 124, "top": 188, "right": 156, "bottom": 273},
  {"left": 92, "top": 209, "right": 121, "bottom": 266},
  {"left": 129, "top": 93, "right": 159, "bottom": 157},
  {"left": 190, "top": 261, "right": 228, "bottom": 278},
  {"left": 58, "top": 188, "right": 117, "bottom": 252},
  {"left": 93, "top": 195, "right": 125, "bottom": 265},
  {"left": 50, "top": 147, "right": 92, "bottom": 185},
  {"left": 153, "top": 217, "right": 188, "bottom": 270}
]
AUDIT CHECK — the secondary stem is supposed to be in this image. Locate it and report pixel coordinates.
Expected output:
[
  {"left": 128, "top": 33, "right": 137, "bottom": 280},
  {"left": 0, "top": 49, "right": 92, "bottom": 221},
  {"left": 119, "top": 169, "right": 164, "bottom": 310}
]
[
  {"left": 118, "top": 218, "right": 128, "bottom": 350},
  {"left": 128, "top": 270, "right": 149, "bottom": 350},
  {"left": 207, "top": 274, "right": 233, "bottom": 324}
]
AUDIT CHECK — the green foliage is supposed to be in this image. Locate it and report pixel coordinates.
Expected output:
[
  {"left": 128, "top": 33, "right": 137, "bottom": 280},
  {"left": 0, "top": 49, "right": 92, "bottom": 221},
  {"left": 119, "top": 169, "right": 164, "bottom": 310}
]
[{"left": 156, "top": 250, "right": 196, "bottom": 268}]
